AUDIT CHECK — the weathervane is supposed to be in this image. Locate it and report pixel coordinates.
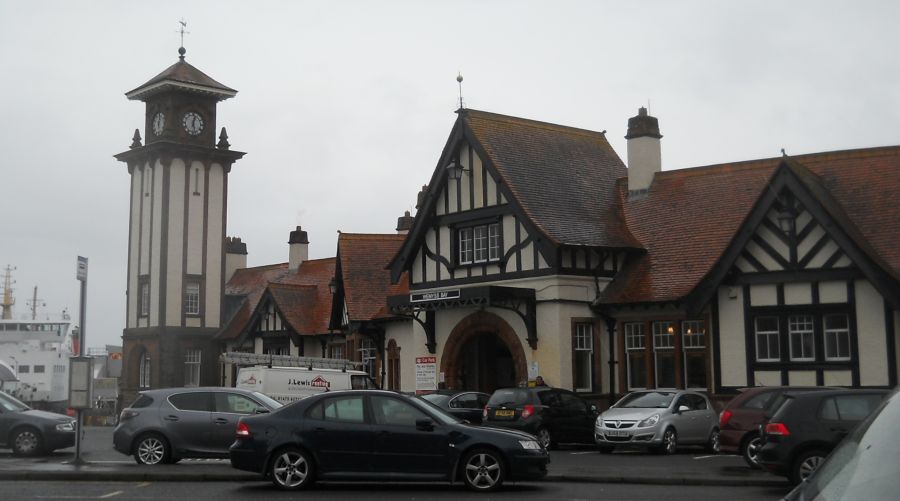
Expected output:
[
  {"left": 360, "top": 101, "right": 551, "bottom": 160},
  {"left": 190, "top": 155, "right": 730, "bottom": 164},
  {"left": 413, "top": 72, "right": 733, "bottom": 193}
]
[{"left": 177, "top": 18, "right": 190, "bottom": 48}]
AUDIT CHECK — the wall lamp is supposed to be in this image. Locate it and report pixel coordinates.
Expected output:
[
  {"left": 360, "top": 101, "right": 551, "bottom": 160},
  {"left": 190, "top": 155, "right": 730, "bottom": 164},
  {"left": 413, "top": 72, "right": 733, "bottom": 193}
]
[{"left": 445, "top": 158, "right": 469, "bottom": 180}]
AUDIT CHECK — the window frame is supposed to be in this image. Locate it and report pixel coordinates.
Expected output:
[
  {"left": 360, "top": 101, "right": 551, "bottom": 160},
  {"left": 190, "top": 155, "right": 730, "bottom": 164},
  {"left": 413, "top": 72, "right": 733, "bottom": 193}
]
[
  {"left": 653, "top": 321, "right": 676, "bottom": 389},
  {"left": 788, "top": 314, "right": 816, "bottom": 362},
  {"left": 139, "top": 276, "right": 150, "bottom": 318},
  {"left": 139, "top": 352, "right": 151, "bottom": 389},
  {"left": 755, "top": 316, "right": 781, "bottom": 362},
  {"left": 455, "top": 220, "right": 502, "bottom": 266},
  {"left": 184, "top": 349, "right": 201, "bottom": 387},
  {"left": 572, "top": 321, "right": 594, "bottom": 393},
  {"left": 824, "top": 314, "right": 851, "bottom": 361},
  {"left": 184, "top": 278, "right": 201, "bottom": 316},
  {"left": 624, "top": 322, "right": 647, "bottom": 390}
]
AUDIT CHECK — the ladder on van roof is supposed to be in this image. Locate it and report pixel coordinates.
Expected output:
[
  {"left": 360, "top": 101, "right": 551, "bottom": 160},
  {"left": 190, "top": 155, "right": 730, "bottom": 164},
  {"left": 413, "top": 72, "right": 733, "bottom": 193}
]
[{"left": 219, "top": 351, "right": 363, "bottom": 371}]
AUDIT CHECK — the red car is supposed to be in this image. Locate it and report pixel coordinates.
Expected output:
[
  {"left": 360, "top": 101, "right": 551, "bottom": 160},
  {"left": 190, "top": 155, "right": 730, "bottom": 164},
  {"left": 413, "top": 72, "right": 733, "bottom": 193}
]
[{"left": 718, "top": 386, "right": 831, "bottom": 467}]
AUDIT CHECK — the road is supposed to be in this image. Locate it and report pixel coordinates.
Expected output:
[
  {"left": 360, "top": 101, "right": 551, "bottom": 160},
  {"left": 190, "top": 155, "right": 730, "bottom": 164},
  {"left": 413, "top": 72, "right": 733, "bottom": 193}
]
[{"left": 0, "top": 480, "right": 787, "bottom": 500}]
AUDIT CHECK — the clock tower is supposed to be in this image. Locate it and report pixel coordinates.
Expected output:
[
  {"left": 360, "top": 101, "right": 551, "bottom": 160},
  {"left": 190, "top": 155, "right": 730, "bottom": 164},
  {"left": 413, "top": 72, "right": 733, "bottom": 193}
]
[{"left": 115, "top": 47, "right": 245, "bottom": 403}]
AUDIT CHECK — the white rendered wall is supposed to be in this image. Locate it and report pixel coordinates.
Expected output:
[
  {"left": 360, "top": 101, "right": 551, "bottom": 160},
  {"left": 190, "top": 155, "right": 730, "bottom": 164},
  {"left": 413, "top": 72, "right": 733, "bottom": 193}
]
[
  {"left": 856, "top": 279, "right": 888, "bottom": 386},
  {"left": 205, "top": 163, "right": 225, "bottom": 328},
  {"left": 718, "top": 286, "right": 747, "bottom": 387},
  {"left": 626, "top": 136, "right": 661, "bottom": 192},
  {"left": 165, "top": 160, "right": 186, "bottom": 325}
]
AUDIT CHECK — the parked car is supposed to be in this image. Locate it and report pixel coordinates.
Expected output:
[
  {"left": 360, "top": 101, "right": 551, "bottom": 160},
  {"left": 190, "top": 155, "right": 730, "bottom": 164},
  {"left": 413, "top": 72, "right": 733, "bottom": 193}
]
[
  {"left": 594, "top": 390, "right": 719, "bottom": 454},
  {"left": 229, "top": 389, "right": 549, "bottom": 491},
  {"left": 756, "top": 388, "right": 889, "bottom": 485},
  {"left": 482, "top": 387, "right": 598, "bottom": 449},
  {"left": 113, "top": 387, "right": 282, "bottom": 465},
  {"left": 719, "top": 386, "right": 834, "bottom": 468},
  {"left": 0, "top": 390, "right": 76, "bottom": 456},
  {"left": 783, "top": 387, "right": 899, "bottom": 501},
  {"left": 420, "top": 390, "right": 490, "bottom": 423}
]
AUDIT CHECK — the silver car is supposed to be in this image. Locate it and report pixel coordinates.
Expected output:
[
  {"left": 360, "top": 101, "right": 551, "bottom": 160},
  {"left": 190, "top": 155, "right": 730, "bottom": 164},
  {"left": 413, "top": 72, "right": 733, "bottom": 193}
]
[
  {"left": 594, "top": 390, "right": 719, "bottom": 454},
  {"left": 113, "top": 387, "right": 281, "bottom": 464}
]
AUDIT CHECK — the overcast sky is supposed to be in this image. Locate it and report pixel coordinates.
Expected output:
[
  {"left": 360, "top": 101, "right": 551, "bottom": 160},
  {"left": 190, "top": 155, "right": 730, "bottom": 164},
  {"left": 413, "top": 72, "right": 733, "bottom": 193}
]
[{"left": 1, "top": 1, "right": 898, "bottom": 349}]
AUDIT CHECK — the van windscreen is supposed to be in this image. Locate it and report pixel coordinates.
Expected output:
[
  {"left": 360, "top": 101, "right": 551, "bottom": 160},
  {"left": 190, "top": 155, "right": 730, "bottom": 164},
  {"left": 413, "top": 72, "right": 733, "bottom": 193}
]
[{"left": 351, "top": 375, "right": 378, "bottom": 389}]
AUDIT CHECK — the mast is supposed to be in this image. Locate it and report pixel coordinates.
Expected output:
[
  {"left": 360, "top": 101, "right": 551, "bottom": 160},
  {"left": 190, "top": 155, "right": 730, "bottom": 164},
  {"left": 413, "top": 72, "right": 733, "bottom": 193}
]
[{"left": 1, "top": 265, "right": 14, "bottom": 320}]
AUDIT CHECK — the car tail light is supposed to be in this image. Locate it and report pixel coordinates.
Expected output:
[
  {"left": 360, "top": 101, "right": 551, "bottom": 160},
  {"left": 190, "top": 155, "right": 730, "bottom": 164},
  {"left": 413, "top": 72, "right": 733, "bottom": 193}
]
[
  {"left": 236, "top": 421, "right": 252, "bottom": 438},
  {"left": 521, "top": 404, "right": 535, "bottom": 419},
  {"left": 719, "top": 409, "right": 733, "bottom": 428},
  {"left": 119, "top": 410, "right": 139, "bottom": 421},
  {"left": 765, "top": 422, "right": 790, "bottom": 436},
  {"left": 483, "top": 406, "right": 489, "bottom": 420}
]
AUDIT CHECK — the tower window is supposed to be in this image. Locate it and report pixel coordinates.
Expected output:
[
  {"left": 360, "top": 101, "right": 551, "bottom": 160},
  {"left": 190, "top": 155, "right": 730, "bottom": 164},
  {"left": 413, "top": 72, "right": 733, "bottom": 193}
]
[
  {"left": 139, "top": 353, "right": 151, "bottom": 389},
  {"left": 184, "top": 280, "right": 201, "bottom": 315},
  {"left": 139, "top": 278, "right": 150, "bottom": 317}
]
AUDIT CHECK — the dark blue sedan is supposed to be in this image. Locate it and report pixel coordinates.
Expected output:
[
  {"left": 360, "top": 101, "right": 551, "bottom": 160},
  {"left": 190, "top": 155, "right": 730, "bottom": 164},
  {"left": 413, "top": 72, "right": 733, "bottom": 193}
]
[{"left": 229, "top": 389, "right": 549, "bottom": 491}]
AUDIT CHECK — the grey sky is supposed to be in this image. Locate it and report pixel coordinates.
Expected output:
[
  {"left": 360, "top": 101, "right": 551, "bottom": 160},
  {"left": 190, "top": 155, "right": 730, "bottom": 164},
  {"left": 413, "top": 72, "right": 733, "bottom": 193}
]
[{"left": 1, "top": 1, "right": 898, "bottom": 349}]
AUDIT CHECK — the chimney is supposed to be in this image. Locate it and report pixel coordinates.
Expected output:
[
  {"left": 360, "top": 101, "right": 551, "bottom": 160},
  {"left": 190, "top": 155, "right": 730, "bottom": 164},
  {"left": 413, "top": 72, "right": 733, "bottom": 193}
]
[
  {"left": 224, "top": 236, "right": 248, "bottom": 282},
  {"left": 396, "top": 211, "right": 414, "bottom": 235},
  {"left": 288, "top": 226, "right": 309, "bottom": 271},
  {"left": 625, "top": 107, "right": 662, "bottom": 195},
  {"left": 415, "top": 184, "right": 428, "bottom": 211}
]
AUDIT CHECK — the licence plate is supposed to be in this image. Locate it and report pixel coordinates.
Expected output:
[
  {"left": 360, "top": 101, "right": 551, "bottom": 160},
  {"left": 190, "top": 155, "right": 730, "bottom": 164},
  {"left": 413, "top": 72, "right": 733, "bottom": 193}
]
[
  {"left": 606, "top": 429, "right": 630, "bottom": 437},
  {"left": 495, "top": 409, "right": 515, "bottom": 418}
]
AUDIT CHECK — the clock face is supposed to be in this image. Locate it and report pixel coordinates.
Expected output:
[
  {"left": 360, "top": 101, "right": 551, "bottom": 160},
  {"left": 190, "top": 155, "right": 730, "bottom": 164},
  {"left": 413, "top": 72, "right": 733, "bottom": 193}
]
[
  {"left": 182, "top": 112, "right": 204, "bottom": 136},
  {"left": 152, "top": 112, "right": 165, "bottom": 136}
]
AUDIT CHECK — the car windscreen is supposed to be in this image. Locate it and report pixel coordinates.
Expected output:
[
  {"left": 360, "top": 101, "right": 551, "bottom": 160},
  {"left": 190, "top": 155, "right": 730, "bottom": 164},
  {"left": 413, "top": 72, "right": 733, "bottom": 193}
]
[
  {"left": 0, "top": 390, "right": 29, "bottom": 411},
  {"left": 411, "top": 395, "right": 461, "bottom": 425},
  {"left": 793, "top": 390, "right": 899, "bottom": 500},
  {"left": 616, "top": 391, "right": 675, "bottom": 408},
  {"left": 487, "top": 389, "right": 531, "bottom": 407},
  {"left": 251, "top": 391, "right": 283, "bottom": 409}
]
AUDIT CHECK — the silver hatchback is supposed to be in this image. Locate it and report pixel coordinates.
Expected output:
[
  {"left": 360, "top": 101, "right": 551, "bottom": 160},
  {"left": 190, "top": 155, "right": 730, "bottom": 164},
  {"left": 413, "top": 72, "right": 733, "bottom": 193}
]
[
  {"left": 594, "top": 390, "right": 719, "bottom": 454},
  {"left": 113, "top": 387, "right": 281, "bottom": 464}
]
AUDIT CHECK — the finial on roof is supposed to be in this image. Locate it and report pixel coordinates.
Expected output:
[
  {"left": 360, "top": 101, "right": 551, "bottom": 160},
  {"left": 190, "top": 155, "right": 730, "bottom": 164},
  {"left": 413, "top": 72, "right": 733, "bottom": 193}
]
[
  {"left": 130, "top": 129, "right": 142, "bottom": 149},
  {"left": 217, "top": 127, "right": 230, "bottom": 149},
  {"left": 177, "top": 19, "right": 190, "bottom": 61},
  {"left": 178, "top": 47, "right": 186, "bottom": 61},
  {"left": 456, "top": 72, "right": 465, "bottom": 110}
]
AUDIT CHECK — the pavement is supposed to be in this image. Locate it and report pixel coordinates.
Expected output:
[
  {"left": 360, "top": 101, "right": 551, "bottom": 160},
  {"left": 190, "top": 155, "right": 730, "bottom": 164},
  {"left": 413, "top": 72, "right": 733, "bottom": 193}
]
[{"left": 0, "top": 427, "right": 791, "bottom": 489}]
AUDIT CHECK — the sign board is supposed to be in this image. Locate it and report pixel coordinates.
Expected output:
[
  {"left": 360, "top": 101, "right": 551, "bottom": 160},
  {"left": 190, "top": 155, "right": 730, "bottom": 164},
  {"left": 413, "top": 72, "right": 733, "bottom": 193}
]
[
  {"left": 68, "top": 356, "right": 94, "bottom": 409},
  {"left": 410, "top": 289, "right": 460, "bottom": 303},
  {"left": 76, "top": 256, "right": 88, "bottom": 282},
  {"left": 415, "top": 356, "right": 437, "bottom": 394}
]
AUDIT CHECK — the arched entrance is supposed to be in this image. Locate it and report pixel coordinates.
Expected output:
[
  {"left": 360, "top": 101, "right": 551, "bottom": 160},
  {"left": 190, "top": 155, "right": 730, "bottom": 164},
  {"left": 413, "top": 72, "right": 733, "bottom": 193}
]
[{"left": 441, "top": 311, "right": 527, "bottom": 393}]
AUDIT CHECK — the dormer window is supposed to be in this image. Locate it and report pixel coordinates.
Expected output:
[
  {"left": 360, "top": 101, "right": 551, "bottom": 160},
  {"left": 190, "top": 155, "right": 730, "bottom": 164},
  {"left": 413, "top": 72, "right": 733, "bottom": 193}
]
[{"left": 458, "top": 222, "right": 501, "bottom": 265}]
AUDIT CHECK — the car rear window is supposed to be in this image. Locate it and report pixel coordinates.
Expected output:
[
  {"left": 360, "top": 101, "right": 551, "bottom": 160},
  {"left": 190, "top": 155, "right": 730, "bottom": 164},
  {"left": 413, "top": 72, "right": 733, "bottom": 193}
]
[
  {"left": 741, "top": 391, "right": 776, "bottom": 410},
  {"left": 488, "top": 389, "right": 531, "bottom": 406}
]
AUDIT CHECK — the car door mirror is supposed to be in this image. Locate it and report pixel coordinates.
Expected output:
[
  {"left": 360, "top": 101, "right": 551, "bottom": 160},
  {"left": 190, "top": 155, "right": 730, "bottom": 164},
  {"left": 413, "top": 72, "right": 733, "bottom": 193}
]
[
  {"left": 415, "top": 418, "right": 434, "bottom": 431},
  {"left": 677, "top": 405, "right": 690, "bottom": 413},
  {"left": 590, "top": 404, "right": 598, "bottom": 415}
]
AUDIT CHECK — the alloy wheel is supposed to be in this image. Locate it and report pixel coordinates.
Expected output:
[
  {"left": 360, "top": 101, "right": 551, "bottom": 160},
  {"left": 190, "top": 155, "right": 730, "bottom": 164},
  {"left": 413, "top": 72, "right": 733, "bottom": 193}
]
[
  {"left": 664, "top": 429, "right": 678, "bottom": 454},
  {"left": 744, "top": 436, "right": 762, "bottom": 468},
  {"left": 272, "top": 449, "right": 312, "bottom": 490},
  {"left": 797, "top": 454, "right": 824, "bottom": 482},
  {"left": 464, "top": 451, "right": 503, "bottom": 491},
  {"left": 136, "top": 436, "right": 166, "bottom": 465}
]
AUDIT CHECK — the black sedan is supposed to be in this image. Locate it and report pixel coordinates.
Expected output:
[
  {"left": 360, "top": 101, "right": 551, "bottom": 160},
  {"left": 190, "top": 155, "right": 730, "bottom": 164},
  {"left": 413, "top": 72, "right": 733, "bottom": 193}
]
[
  {"left": 420, "top": 390, "right": 490, "bottom": 424},
  {"left": 229, "top": 390, "right": 549, "bottom": 492},
  {"left": 0, "top": 390, "right": 76, "bottom": 456}
]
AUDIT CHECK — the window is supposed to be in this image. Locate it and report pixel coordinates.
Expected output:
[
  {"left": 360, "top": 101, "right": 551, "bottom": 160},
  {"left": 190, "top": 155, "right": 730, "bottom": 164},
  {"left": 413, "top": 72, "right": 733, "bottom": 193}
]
[
  {"left": 320, "top": 396, "right": 365, "bottom": 423},
  {"left": 755, "top": 317, "right": 780, "bottom": 362},
  {"left": 184, "top": 280, "right": 200, "bottom": 315},
  {"left": 215, "top": 392, "right": 264, "bottom": 414},
  {"left": 653, "top": 321, "right": 676, "bottom": 388},
  {"left": 457, "top": 222, "right": 501, "bottom": 265},
  {"left": 625, "top": 323, "right": 646, "bottom": 389},
  {"left": 682, "top": 320, "right": 707, "bottom": 389},
  {"left": 139, "top": 353, "right": 151, "bottom": 388},
  {"left": 573, "top": 322, "right": 593, "bottom": 392},
  {"left": 18, "top": 365, "right": 30, "bottom": 374},
  {"left": 330, "top": 344, "right": 344, "bottom": 360},
  {"left": 360, "top": 338, "right": 377, "bottom": 380},
  {"left": 372, "top": 396, "right": 427, "bottom": 427},
  {"left": 824, "top": 314, "right": 851, "bottom": 361},
  {"left": 168, "top": 392, "right": 211, "bottom": 412},
  {"left": 33, "top": 365, "right": 45, "bottom": 374},
  {"left": 184, "top": 349, "right": 201, "bottom": 387},
  {"left": 139, "top": 279, "right": 150, "bottom": 317},
  {"left": 387, "top": 340, "right": 401, "bottom": 391},
  {"left": 789, "top": 315, "right": 815, "bottom": 361}
]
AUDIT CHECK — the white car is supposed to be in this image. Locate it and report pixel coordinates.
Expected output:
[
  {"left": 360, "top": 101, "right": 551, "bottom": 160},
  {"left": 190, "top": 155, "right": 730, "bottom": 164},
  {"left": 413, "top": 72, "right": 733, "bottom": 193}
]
[{"left": 595, "top": 390, "right": 720, "bottom": 454}]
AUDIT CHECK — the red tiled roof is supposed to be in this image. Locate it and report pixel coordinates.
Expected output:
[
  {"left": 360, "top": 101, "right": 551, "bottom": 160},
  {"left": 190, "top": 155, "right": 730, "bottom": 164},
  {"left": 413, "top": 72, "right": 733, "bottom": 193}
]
[
  {"left": 602, "top": 146, "right": 900, "bottom": 304},
  {"left": 216, "top": 258, "right": 336, "bottom": 340},
  {"left": 463, "top": 109, "right": 641, "bottom": 248},
  {"left": 338, "top": 233, "right": 409, "bottom": 321}
]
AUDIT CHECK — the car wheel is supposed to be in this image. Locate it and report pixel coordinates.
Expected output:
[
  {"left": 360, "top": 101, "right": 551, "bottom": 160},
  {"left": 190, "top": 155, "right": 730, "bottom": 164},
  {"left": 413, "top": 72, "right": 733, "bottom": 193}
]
[
  {"left": 662, "top": 428, "right": 678, "bottom": 455},
  {"left": 270, "top": 447, "right": 315, "bottom": 491},
  {"left": 11, "top": 427, "right": 43, "bottom": 456},
  {"left": 462, "top": 448, "right": 505, "bottom": 492},
  {"left": 791, "top": 449, "right": 827, "bottom": 485},
  {"left": 706, "top": 428, "right": 720, "bottom": 454},
  {"left": 742, "top": 434, "right": 763, "bottom": 469},
  {"left": 134, "top": 433, "right": 170, "bottom": 465},
  {"left": 536, "top": 427, "right": 554, "bottom": 450}
]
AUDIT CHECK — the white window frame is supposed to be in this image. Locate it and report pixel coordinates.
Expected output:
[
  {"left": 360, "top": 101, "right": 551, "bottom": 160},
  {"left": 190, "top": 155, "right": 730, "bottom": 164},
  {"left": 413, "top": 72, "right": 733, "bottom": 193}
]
[
  {"left": 140, "top": 281, "right": 150, "bottom": 317},
  {"left": 824, "top": 314, "right": 851, "bottom": 361},
  {"left": 755, "top": 316, "right": 780, "bottom": 362},
  {"left": 184, "top": 349, "right": 201, "bottom": 387},
  {"left": 360, "top": 338, "right": 377, "bottom": 380},
  {"left": 458, "top": 223, "right": 501, "bottom": 265},
  {"left": 139, "top": 353, "right": 151, "bottom": 388},
  {"left": 184, "top": 280, "right": 201, "bottom": 315},
  {"left": 624, "top": 322, "right": 646, "bottom": 390},
  {"left": 653, "top": 321, "right": 676, "bottom": 388},
  {"left": 573, "top": 323, "right": 593, "bottom": 392},
  {"left": 682, "top": 320, "right": 707, "bottom": 389},
  {"left": 488, "top": 223, "right": 501, "bottom": 261},
  {"left": 789, "top": 315, "right": 816, "bottom": 362},
  {"left": 458, "top": 227, "right": 474, "bottom": 264}
]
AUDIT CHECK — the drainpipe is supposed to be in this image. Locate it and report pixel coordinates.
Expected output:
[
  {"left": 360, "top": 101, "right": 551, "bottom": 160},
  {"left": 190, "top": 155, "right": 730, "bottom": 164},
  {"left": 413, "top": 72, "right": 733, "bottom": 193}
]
[{"left": 603, "top": 315, "right": 618, "bottom": 407}]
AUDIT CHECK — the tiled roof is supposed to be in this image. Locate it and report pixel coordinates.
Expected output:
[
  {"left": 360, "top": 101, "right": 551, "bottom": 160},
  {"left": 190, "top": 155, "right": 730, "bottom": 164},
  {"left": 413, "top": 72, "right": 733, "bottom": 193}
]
[
  {"left": 338, "top": 233, "right": 409, "bottom": 321},
  {"left": 601, "top": 146, "right": 900, "bottom": 304},
  {"left": 216, "top": 258, "right": 336, "bottom": 340},
  {"left": 126, "top": 57, "right": 237, "bottom": 101},
  {"left": 463, "top": 109, "right": 642, "bottom": 249}
]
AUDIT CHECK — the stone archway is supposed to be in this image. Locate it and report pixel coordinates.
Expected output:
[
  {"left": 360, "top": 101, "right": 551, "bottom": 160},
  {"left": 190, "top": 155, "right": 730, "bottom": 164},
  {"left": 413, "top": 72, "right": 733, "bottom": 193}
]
[{"left": 441, "top": 311, "right": 528, "bottom": 392}]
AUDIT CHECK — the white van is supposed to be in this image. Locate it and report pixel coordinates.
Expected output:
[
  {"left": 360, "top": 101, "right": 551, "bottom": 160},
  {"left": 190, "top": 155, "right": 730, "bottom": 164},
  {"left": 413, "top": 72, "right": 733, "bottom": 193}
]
[{"left": 235, "top": 366, "right": 378, "bottom": 404}]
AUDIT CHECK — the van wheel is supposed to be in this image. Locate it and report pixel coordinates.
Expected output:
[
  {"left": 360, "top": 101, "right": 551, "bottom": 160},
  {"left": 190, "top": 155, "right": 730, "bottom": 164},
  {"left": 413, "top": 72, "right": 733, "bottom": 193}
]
[
  {"left": 270, "top": 447, "right": 315, "bottom": 490},
  {"left": 134, "top": 433, "right": 170, "bottom": 465}
]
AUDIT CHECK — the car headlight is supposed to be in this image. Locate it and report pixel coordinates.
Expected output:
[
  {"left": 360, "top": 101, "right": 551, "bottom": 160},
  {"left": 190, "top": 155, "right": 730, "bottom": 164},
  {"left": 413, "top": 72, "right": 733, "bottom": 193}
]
[
  {"left": 519, "top": 440, "right": 542, "bottom": 450},
  {"left": 56, "top": 421, "right": 75, "bottom": 432},
  {"left": 638, "top": 414, "right": 659, "bottom": 427}
]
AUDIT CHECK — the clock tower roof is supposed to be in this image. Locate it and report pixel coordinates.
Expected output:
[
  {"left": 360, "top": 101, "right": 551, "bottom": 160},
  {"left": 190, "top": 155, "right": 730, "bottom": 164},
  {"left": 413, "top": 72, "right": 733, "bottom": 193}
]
[{"left": 126, "top": 49, "right": 237, "bottom": 102}]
